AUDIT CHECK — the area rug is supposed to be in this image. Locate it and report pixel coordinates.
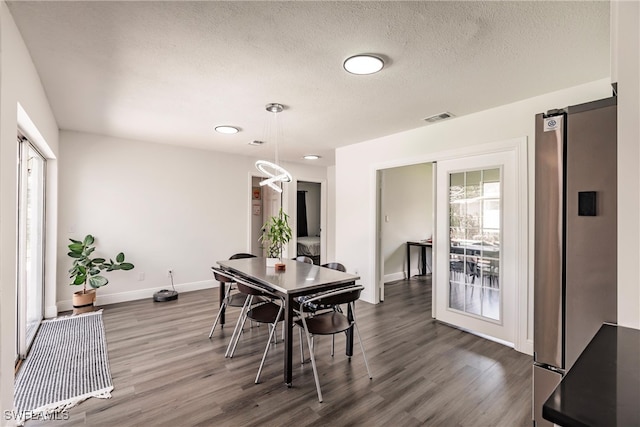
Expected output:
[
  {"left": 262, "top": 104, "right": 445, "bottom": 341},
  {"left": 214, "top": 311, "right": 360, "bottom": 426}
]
[{"left": 14, "top": 310, "right": 113, "bottom": 424}]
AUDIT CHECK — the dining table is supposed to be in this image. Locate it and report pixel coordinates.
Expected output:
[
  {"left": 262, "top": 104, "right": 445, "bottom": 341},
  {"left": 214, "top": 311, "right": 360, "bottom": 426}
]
[{"left": 216, "top": 257, "right": 360, "bottom": 387}]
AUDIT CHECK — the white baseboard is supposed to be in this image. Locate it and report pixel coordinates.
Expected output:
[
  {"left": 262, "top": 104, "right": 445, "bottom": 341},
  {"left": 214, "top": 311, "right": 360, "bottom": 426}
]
[
  {"left": 383, "top": 271, "right": 406, "bottom": 283},
  {"left": 56, "top": 279, "right": 216, "bottom": 313},
  {"left": 383, "top": 269, "right": 423, "bottom": 283}
]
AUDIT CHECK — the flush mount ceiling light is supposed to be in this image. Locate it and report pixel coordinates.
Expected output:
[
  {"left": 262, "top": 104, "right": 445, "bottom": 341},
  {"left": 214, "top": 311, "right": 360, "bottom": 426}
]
[
  {"left": 255, "top": 103, "right": 292, "bottom": 194},
  {"left": 343, "top": 54, "right": 384, "bottom": 75},
  {"left": 214, "top": 125, "right": 239, "bottom": 134},
  {"left": 303, "top": 155, "right": 321, "bottom": 160}
]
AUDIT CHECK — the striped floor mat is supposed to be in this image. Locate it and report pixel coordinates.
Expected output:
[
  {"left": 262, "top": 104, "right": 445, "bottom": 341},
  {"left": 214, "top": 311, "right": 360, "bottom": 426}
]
[{"left": 14, "top": 310, "right": 113, "bottom": 424}]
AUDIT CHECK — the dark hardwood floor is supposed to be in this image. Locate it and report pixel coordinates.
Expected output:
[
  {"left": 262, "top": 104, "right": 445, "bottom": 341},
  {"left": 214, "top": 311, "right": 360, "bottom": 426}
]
[{"left": 29, "top": 276, "right": 532, "bottom": 426}]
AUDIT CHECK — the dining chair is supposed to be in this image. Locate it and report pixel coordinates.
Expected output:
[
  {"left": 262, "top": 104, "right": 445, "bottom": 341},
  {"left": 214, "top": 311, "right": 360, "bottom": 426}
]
[
  {"left": 293, "top": 261, "right": 345, "bottom": 320},
  {"left": 208, "top": 253, "right": 256, "bottom": 338},
  {"left": 320, "top": 262, "right": 347, "bottom": 355},
  {"left": 294, "top": 285, "right": 372, "bottom": 402},
  {"left": 295, "top": 256, "right": 314, "bottom": 264},
  {"left": 213, "top": 268, "right": 285, "bottom": 384},
  {"left": 321, "top": 262, "right": 346, "bottom": 272},
  {"left": 294, "top": 261, "right": 348, "bottom": 359}
]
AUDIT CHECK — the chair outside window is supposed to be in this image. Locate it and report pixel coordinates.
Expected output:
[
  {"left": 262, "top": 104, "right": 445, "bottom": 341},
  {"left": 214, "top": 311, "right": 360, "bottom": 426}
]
[
  {"left": 208, "top": 253, "right": 256, "bottom": 338},
  {"left": 295, "top": 256, "right": 313, "bottom": 264},
  {"left": 294, "top": 285, "right": 372, "bottom": 402}
]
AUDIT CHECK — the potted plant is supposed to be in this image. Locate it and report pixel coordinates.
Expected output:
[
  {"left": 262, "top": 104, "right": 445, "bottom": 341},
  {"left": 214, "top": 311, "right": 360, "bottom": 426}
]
[
  {"left": 259, "top": 208, "right": 292, "bottom": 271},
  {"left": 68, "top": 234, "right": 134, "bottom": 313}
]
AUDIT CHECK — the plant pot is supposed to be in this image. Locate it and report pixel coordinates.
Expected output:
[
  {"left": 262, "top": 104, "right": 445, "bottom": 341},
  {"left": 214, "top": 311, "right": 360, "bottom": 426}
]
[
  {"left": 72, "top": 289, "right": 96, "bottom": 314},
  {"left": 266, "top": 257, "right": 279, "bottom": 268},
  {"left": 275, "top": 263, "right": 286, "bottom": 272}
]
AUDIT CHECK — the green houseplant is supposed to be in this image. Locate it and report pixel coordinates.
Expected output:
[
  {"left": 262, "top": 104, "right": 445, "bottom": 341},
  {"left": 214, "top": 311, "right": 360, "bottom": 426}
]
[
  {"left": 259, "top": 208, "right": 292, "bottom": 270},
  {"left": 68, "top": 234, "right": 134, "bottom": 312}
]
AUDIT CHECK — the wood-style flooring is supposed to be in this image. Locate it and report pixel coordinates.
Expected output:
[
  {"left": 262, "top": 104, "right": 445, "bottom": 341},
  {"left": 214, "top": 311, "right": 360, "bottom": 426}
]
[{"left": 28, "top": 276, "right": 532, "bottom": 426}]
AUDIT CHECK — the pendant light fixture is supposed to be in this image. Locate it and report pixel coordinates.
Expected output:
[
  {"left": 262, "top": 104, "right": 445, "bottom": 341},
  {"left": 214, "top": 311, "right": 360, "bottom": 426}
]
[{"left": 255, "top": 103, "right": 292, "bottom": 193}]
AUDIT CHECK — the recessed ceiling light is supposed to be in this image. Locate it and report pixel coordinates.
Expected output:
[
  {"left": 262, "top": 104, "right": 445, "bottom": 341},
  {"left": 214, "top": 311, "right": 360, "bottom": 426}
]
[
  {"left": 343, "top": 54, "right": 384, "bottom": 75},
  {"left": 214, "top": 125, "right": 239, "bottom": 134},
  {"left": 303, "top": 155, "right": 321, "bottom": 160}
]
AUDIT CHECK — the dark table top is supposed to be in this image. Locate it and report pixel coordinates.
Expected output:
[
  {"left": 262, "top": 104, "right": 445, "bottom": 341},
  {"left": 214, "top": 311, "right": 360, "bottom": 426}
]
[
  {"left": 407, "top": 240, "right": 432, "bottom": 246},
  {"left": 543, "top": 323, "right": 640, "bottom": 427}
]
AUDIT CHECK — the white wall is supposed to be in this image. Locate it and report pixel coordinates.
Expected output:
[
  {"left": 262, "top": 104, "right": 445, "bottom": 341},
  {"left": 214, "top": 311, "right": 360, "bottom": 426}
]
[
  {"left": 0, "top": 1, "right": 59, "bottom": 422},
  {"left": 613, "top": 0, "right": 640, "bottom": 329},
  {"left": 381, "top": 163, "right": 433, "bottom": 281},
  {"left": 335, "top": 78, "right": 613, "bottom": 353},
  {"left": 56, "top": 130, "right": 328, "bottom": 311}
]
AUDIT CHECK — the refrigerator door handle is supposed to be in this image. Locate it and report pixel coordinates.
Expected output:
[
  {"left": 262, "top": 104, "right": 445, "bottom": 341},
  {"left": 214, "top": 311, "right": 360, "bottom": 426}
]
[{"left": 533, "top": 112, "right": 565, "bottom": 369}]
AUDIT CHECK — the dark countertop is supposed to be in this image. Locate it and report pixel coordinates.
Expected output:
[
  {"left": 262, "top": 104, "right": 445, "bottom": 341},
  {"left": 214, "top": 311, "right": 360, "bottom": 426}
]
[{"left": 543, "top": 324, "right": 640, "bottom": 427}]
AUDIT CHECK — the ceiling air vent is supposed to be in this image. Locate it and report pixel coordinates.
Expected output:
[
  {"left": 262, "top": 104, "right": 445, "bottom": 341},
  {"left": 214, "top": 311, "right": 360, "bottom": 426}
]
[
  {"left": 248, "top": 140, "right": 265, "bottom": 146},
  {"left": 423, "top": 112, "right": 454, "bottom": 124}
]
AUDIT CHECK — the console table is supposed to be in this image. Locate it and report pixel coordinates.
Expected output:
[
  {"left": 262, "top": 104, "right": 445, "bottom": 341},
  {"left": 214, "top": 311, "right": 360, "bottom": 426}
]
[{"left": 406, "top": 241, "right": 432, "bottom": 277}]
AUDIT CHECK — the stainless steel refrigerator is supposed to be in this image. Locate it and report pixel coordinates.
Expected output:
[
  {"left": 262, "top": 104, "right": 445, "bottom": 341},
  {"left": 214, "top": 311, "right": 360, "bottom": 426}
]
[{"left": 533, "top": 96, "right": 617, "bottom": 426}]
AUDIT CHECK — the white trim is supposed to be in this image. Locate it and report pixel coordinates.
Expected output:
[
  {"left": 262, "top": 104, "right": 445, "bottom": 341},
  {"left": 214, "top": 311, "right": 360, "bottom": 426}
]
[
  {"left": 431, "top": 162, "right": 438, "bottom": 319},
  {"left": 515, "top": 138, "right": 533, "bottom": 355},
  {"left": 17, "top": 103, "right": 55, "bottom": 160},
  {"left": 44, "top": 305, "right": 58, "bottom": 319},
  {"left": 368, "top": 165, "right": 379, "bottom": 303},
  {"left": 56, "top": 280, "right": 216, "bottom": 313},
  {"left": 383, "top": 271, "right": 427, "bottom": 283},
  {"left": 371, "top": 137, "right": 526, "bottom": 172},
  {"left": 377, "top": 170, "right": 384, "bottom": 301},
  {"left": 437, "top": 320, "right": 516, "bottom": 348}
]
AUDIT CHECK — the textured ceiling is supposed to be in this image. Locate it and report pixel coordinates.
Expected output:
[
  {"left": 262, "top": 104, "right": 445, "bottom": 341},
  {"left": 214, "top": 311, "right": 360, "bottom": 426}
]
[{"left": 7, "top": 1, "right": 610, "bottom": 166}]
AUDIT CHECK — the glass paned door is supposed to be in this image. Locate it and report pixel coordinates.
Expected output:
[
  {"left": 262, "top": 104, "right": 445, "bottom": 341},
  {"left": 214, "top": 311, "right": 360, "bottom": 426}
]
[
  {"left": 435, "top": 150, "right": 517, "bottom": 345},
  {"left": 448, "top": 168, "right": 501, "bottom": 321},
  {"left": 17, "top": 136, "right": 46, "bottom": 358}
]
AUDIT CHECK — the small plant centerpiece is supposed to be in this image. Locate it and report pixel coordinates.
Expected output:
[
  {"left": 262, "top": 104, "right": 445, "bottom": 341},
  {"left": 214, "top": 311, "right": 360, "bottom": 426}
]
[
  {"left": 68, "top": 234, "right": 134, "bottom": 313},
  {"left": 259, "top": 208, "right": 292, "bottom": 271}
]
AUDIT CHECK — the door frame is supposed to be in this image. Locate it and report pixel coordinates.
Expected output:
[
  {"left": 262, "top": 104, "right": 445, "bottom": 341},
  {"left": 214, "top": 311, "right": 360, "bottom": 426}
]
[
  {"left": 373, "top": 137, "right": 529, "bottom": 353},
  {"left": 293, "top": 178, "right": 327, "bottom": 264},
  {"left": 16, "top": 133, "right": 47, "bottom": 359}
]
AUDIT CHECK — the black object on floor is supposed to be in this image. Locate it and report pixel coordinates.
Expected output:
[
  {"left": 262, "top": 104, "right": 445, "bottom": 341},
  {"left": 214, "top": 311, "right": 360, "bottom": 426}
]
[
  {"left": 153, "top": 289, "right": 178, "bottom": 302},
  {"left": 154, "top": 270, "right": 178, "bottom": 302}
]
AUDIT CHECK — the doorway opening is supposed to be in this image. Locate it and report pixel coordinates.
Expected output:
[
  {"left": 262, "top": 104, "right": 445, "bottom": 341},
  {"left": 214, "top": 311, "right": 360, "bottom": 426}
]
[
  {"left": 250, "top": 176, "right": 280, "bottom": 257},
  {"left": 296, "top": 181, "right": 322, "bottom": 264},
  {"left": 377, "top": 163, "right": 435, "bottom": 301}
]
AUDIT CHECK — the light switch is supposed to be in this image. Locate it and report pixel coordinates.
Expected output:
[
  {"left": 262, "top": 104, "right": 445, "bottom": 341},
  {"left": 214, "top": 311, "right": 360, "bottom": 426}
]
[{"left": 384, "top": 215, "right": 390, "bottom": 222}]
